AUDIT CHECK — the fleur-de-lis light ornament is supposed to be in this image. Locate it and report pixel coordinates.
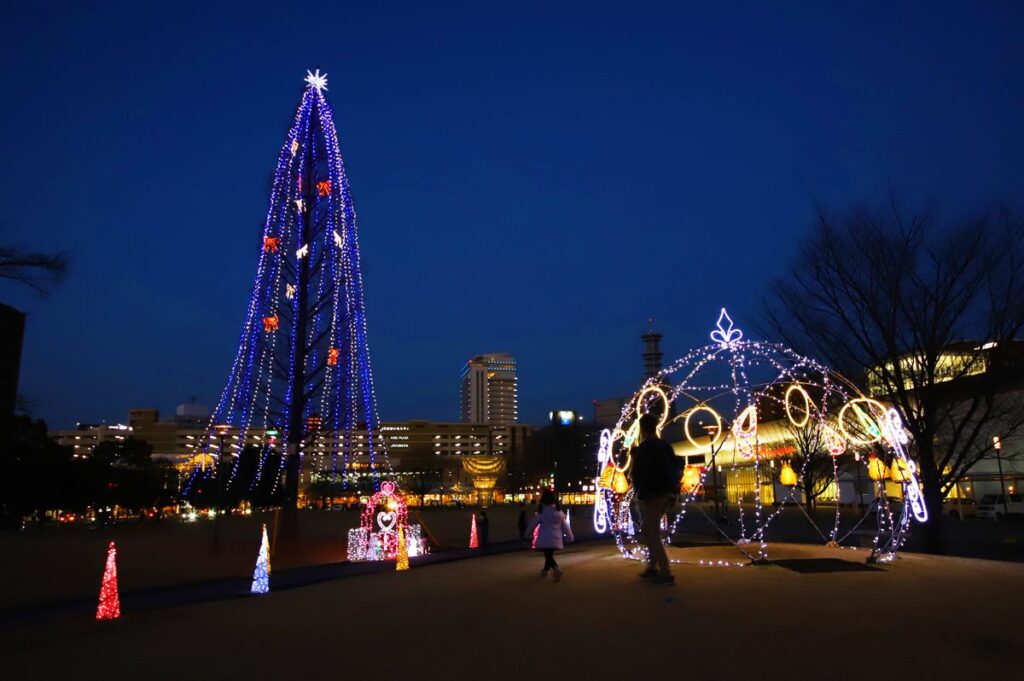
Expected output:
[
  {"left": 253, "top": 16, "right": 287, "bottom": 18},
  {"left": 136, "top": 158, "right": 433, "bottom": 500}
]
[{"left": 710, "top": 308, "right": 743, "bottom": 348}]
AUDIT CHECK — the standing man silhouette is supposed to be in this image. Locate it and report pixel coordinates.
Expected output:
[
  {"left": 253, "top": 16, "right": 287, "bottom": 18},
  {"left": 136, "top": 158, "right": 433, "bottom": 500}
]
[{"left": 631, "top": 413, "right": 678, "bottom": 585}]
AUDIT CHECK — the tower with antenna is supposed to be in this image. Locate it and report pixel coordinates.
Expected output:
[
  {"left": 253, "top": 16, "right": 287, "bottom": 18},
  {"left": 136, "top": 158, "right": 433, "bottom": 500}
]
[{"left": 641, "top": 318, "right": 663, "bottom": 380}]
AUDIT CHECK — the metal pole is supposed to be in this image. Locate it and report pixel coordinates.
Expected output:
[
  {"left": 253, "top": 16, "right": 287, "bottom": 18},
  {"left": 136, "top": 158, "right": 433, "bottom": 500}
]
[
  {"left": 857, "top": 461, "right": 864, "bottom": 518},
  {"left": 704, "top": 425, "right": 722, "bottom": 520},
  {"left": 214, "top": 431, "right": 225, "bottom": 554},
  {"left": 996, "top": 442, "right": 1008, "bottom": 517}
]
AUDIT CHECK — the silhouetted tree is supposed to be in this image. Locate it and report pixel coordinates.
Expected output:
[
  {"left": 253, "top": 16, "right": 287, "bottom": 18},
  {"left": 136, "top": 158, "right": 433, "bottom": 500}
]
[
  {"left": 0, "top": 414, "right": 73, "bottom": 524},
  {"left": 395, "top": 445, "right": 443, "bottom": 505},
  {"left": 785, "top": 421, "right": 853, "bottom": 514},
  {"left": 763, "top": 202, "right": 1024, "bottom": 552}
]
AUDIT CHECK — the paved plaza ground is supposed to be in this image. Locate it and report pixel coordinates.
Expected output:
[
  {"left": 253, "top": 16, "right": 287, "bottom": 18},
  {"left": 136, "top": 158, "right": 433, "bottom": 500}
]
[
  {"left": 5, "top": 505, "right": 1022, "bottom": 611},
  {"left": 3, "top": 542, "right": 1021, "bottom": 680}
]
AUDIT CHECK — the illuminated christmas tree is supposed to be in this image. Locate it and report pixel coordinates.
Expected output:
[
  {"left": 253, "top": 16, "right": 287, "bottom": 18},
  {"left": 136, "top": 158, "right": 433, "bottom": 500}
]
[
  {"left": 469, "top": 513, "right": 479, "bottom": 548},
  {"left": 187, "top": 70, "right": 386, "bottom": 505},
  {"left": 96, "top": 541, "right": 121, "bottom": 621},
  {"left": 251, "top": 524, "right": 271, "bottom": 594}
]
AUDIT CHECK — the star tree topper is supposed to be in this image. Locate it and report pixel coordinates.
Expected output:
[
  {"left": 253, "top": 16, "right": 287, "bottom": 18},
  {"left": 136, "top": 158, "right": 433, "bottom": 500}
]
[{"left": 305, "top": 69, "right": 328, "bottom": 92}]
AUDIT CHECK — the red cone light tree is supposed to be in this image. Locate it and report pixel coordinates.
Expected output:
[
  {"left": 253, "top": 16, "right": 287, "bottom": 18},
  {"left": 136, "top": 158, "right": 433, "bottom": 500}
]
[{"left": 96, "top": 541, "right": 121, "bottom": 621}]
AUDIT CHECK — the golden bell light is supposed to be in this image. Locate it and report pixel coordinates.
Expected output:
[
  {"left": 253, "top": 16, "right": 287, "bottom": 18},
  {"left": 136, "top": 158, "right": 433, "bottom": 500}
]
[
  {"left": 889, "top": 457, "right": 909, "bottom": 483},
  {"left": 867, "top": 453, "right": 888, "bottom": 482},
  {"left": 681, "top": 465, "right": 702, "bottom": 494},
  {"left": 779, "top": 462, "right": 798, "bottom": 487}
]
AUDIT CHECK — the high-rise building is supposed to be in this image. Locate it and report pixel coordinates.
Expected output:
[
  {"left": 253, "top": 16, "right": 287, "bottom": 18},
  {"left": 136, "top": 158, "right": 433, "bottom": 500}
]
[{"left": 460, "top": 353, "right": 518, "bottom": 425}]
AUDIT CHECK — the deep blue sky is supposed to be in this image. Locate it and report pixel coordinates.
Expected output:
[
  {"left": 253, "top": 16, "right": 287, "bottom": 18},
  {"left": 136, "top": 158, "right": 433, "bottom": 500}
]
[{"left": 2, "top": 2, "right": 1022, "bottom": 428}]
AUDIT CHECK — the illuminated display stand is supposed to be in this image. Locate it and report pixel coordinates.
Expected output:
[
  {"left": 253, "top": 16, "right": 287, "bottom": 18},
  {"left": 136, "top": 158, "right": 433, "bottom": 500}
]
[
  {"left": 593, "top": 309, "right": 928, "bottom": 566},
  {"left": 347, "top": 481, "right": 426, "bottom": 561}
]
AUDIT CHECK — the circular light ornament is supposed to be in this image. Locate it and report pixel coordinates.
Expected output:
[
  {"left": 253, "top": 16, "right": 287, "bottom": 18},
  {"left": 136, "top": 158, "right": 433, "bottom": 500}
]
[
  {"left": 784, "top": 384, "right": 813, "bottom": 428},
  {"left": 610, "top": 427, "right": 631, "bottom": 473},
  {"left": 683, "top": 405, "right": 724, "bottom": 450},
  {"left": 634, "top": 384, "right": 670, "bottom": 434},
  {"left": 839, "top": 398, "right": 889, "bottom": 445}
]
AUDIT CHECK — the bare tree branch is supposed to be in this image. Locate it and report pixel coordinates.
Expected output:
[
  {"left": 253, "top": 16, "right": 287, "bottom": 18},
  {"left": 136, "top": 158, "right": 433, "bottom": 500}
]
[{"left": 0, "top": 246, "right": 70, "bottom": 296}]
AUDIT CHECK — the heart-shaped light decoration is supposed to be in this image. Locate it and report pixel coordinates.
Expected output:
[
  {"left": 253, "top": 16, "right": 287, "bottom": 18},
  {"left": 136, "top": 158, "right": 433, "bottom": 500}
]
[
  {"left": 380, "top": 481, "right": 396, "bottom": 496},
  {"left": 377, "top": 511, "right": 397, "bottom": 532}
]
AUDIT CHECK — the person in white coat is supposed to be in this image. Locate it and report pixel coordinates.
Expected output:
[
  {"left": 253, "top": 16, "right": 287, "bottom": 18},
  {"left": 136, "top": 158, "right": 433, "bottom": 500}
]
[{"left": 525, "top": 489, "right": 574, "bottom": 581}]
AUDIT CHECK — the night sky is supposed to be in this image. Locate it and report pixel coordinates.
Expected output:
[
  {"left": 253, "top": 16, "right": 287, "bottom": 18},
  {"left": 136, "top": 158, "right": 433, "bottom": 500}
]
[{"left": 1, "top": 2, "right": 1021, "bottom": 428}]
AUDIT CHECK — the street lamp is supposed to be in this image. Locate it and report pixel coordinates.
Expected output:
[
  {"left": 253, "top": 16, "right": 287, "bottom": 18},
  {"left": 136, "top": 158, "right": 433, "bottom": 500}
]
[
  {"left": 854, "top": 452, "right": 865, "bottom": 517},
  {"left": 703, "top": 424, "right": 723, "bottom": 519},
  {"left": 213, "top": 424, "right": 231, "bottom": 554},
  {"left": 994, "top": 436, "right": 1009, "bottom": 517}
]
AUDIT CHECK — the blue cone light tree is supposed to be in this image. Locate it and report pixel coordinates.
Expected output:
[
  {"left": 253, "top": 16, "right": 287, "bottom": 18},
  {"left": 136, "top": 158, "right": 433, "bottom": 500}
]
[
  {"left": 251, "top": 524, "right": 271, "bottom": 594},
  {"left": 188, "top": 70, "right": 385, "bottom": 505}
]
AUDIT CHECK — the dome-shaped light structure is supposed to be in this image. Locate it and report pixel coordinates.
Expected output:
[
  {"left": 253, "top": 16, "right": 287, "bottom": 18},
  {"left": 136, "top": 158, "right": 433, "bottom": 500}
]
[{"left": 591, "top": 308, "right": 928, "bottom": 566}]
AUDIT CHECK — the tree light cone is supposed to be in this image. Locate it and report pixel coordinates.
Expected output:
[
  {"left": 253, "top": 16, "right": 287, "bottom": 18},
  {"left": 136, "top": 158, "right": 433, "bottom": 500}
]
[
  {"left": 96, "top": 541, "right": 121, "bottom": 620},
  {"left": 251, "top": 524, "right": 271, "bottom": 594}
]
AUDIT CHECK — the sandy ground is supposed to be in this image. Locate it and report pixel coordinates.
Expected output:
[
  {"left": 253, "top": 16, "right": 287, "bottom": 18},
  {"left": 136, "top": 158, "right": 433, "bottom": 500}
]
[{"left": 3, "top": 543, "right": 1021, "bottom": 681}]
